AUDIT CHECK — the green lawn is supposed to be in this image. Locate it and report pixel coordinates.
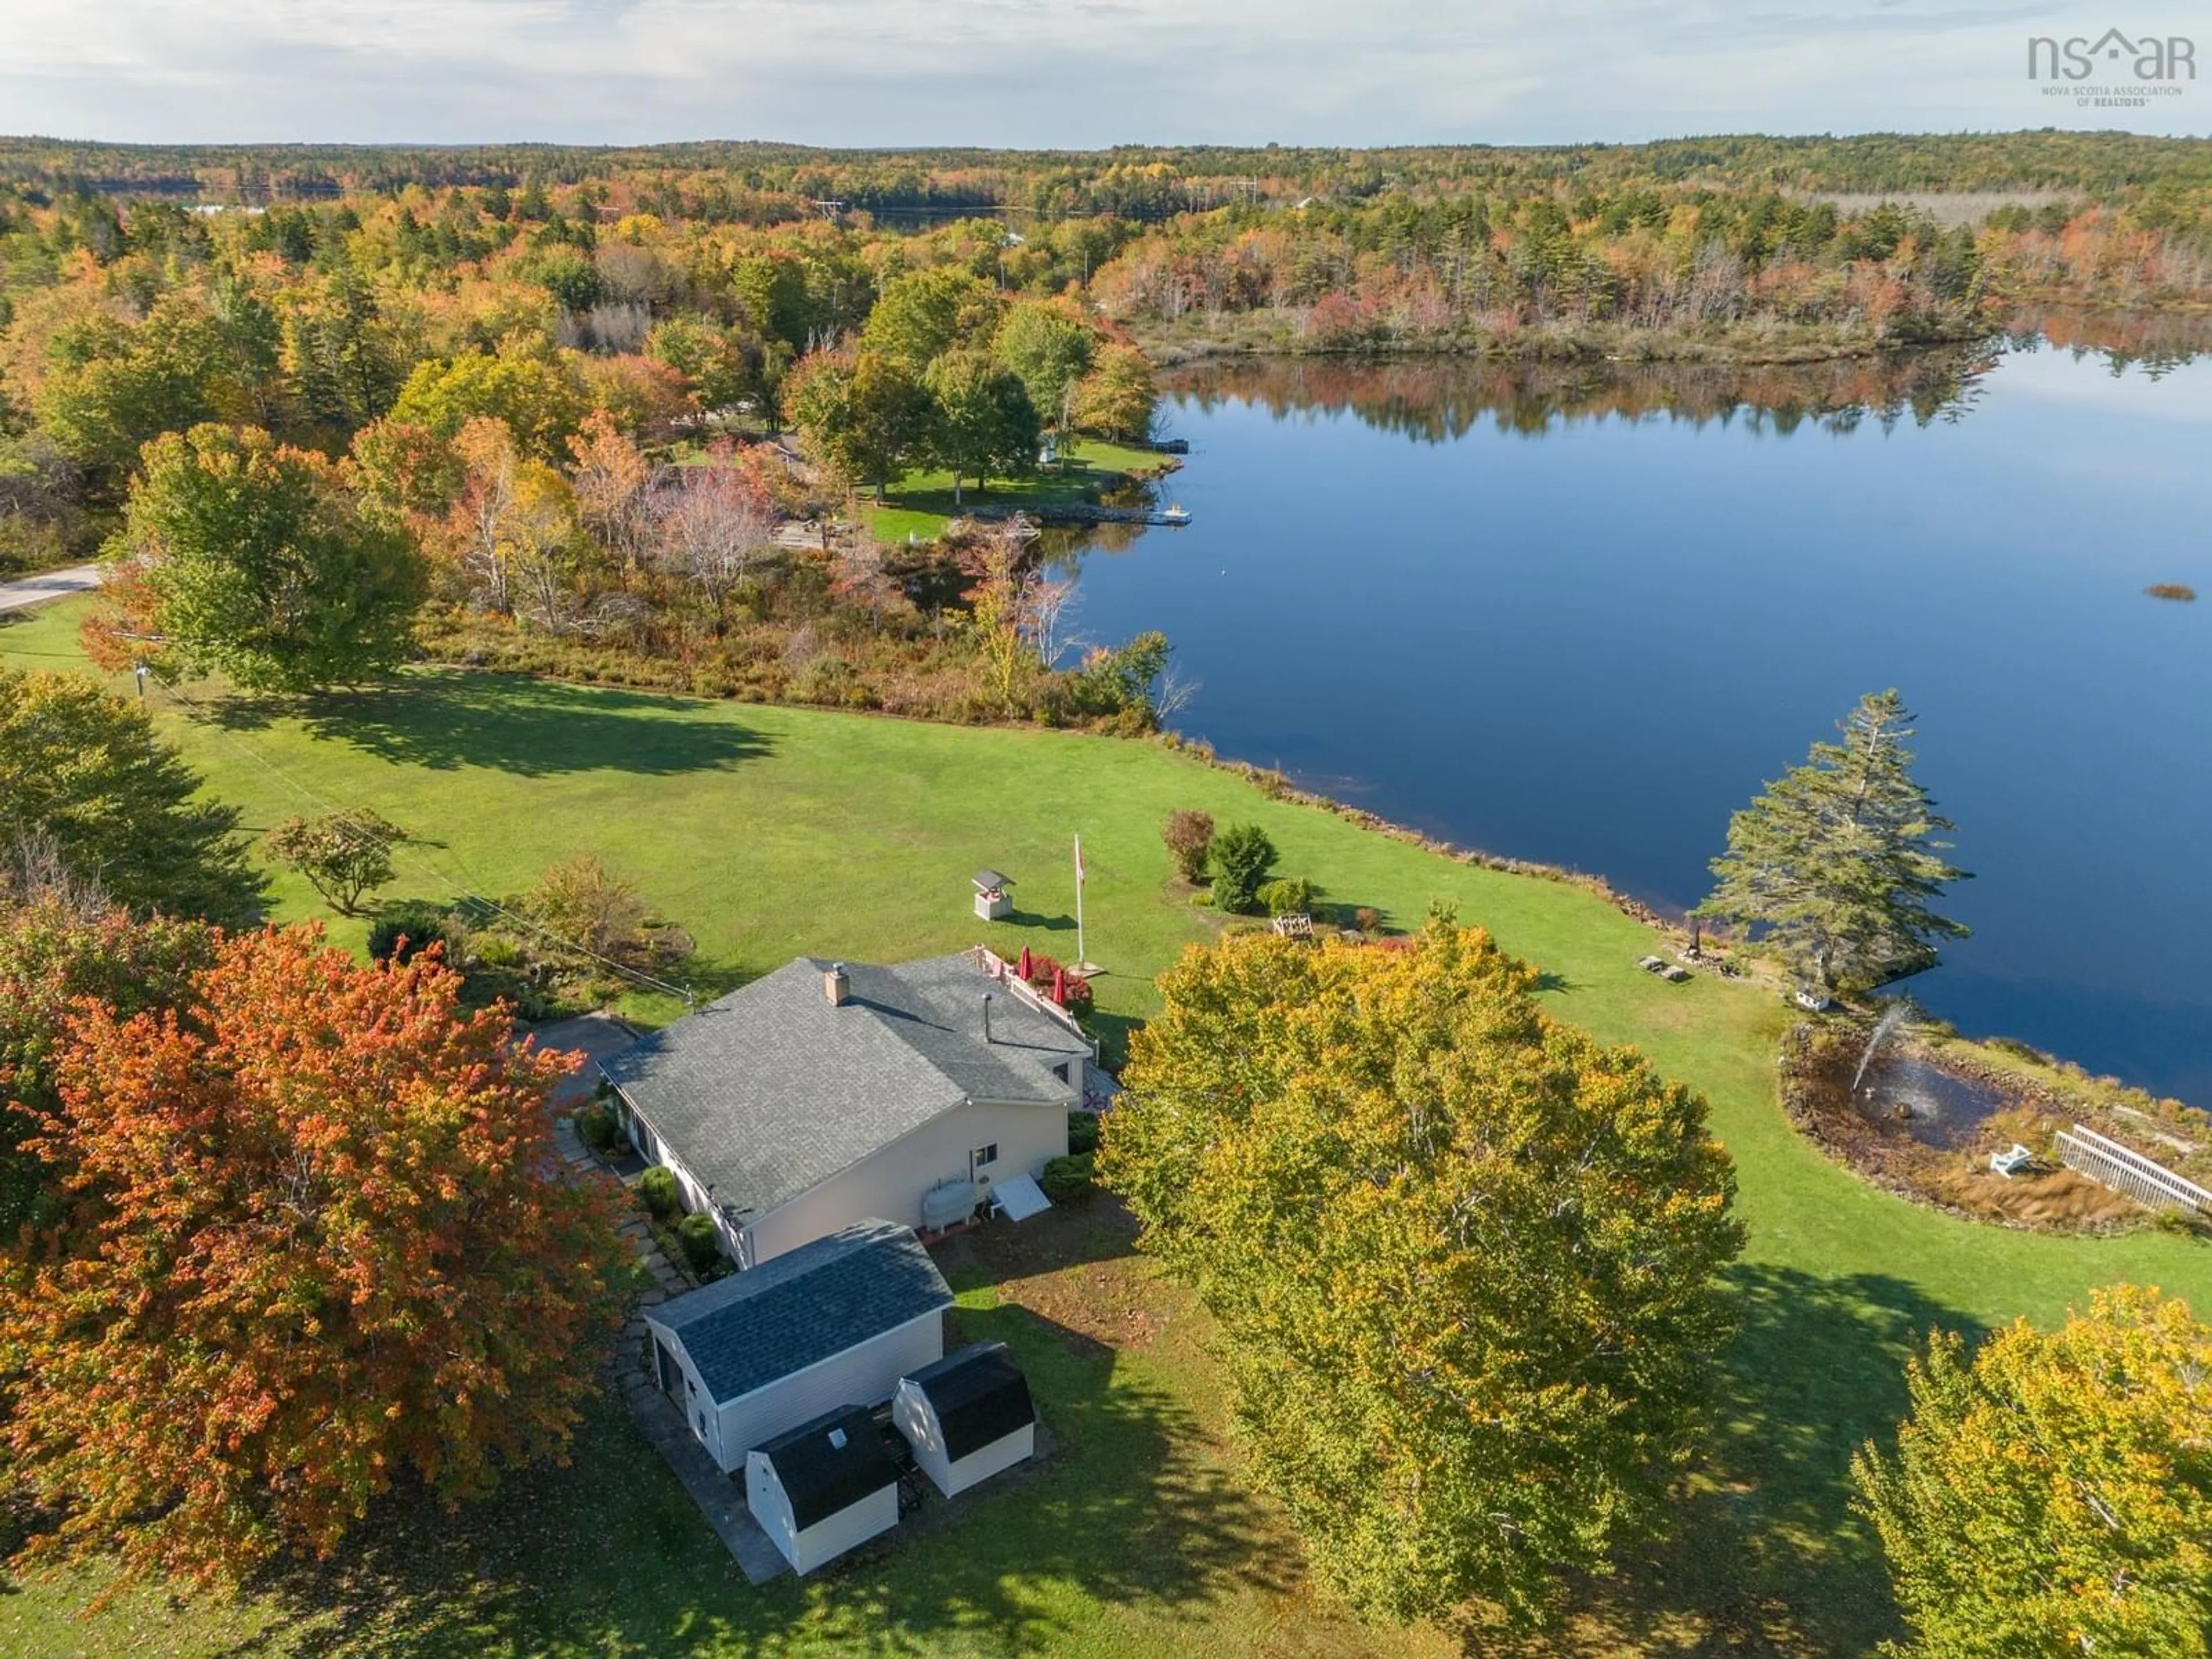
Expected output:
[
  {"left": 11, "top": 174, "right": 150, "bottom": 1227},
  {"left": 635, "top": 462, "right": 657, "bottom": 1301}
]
[
  {"left": 2, "top": 596, "right": 2206, "bottom": 1656},
  {"left": 864, "top": 439, "right": 1172, "bottom": 543}
]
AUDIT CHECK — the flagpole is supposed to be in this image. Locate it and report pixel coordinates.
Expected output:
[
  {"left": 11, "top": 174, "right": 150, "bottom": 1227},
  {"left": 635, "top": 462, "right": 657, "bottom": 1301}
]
[{"left": 1074, "top": 832, "right": 1086, "bottom": 971}]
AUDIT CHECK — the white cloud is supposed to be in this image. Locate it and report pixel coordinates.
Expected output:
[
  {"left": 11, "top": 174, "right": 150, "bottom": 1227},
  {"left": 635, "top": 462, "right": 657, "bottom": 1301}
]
[
  {"left": 1995, "top": 342, "right": 2212, "bottom": 422},
  {"left": 0, "top": 0, "right": 2204, "bottom": 144}
]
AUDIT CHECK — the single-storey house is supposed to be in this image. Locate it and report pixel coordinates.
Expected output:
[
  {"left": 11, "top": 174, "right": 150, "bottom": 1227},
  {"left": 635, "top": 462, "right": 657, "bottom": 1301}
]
[
  {"left": 603, "top": 951, "right": 1094, "bottom": 1266},
  {"left": 893, "top": 1340, "right": 1038, "bottom": 1497},
  {"left": 746, "top": 1404, "right": 902, "bottom": 1575},
  {"left": 645, "top": 1219, "right": 953, "bottom": 1474}
]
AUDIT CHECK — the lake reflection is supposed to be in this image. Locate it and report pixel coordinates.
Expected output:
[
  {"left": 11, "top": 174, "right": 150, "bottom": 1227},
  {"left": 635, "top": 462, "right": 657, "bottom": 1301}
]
[{"left": 1054, "top": 326, "right": 2212, "bottom": 1102}]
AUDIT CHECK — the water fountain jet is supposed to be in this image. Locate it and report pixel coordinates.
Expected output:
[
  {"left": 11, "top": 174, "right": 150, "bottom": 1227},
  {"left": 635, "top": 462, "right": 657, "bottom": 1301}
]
[{"left": 1853, "top": 1001, "right": 1915, "bottom": 1093}]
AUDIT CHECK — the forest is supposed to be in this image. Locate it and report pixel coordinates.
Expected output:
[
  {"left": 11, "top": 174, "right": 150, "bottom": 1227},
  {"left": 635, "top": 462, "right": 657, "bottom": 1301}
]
[{"left": 2, "top": 130, "right": 2209, "bottom": 713}]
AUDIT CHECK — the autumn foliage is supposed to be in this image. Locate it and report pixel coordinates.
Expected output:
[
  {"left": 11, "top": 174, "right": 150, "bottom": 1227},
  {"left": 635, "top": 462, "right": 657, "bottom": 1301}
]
[
  {"left": 0, "top": 923, "right": 626, "bottom": 1588},
  {"left": 1104, "top": 919, "right": 1743, "bottom": 1627},
  {"left": 1853, "top": 1286, "right": 2212, "bottom": 1657}
]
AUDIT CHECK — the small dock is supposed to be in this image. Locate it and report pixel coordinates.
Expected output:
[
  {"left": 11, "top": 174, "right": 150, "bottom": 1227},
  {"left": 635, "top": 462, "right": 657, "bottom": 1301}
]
[{"left": 972, "top": 503, "right": 1191, "bottom": 528}]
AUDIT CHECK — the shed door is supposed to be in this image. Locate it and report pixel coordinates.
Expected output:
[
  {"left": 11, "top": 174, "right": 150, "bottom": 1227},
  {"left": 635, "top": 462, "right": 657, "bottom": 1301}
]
[{"left": 654, "top": 1337, "right": 679, "bottom": 1396}]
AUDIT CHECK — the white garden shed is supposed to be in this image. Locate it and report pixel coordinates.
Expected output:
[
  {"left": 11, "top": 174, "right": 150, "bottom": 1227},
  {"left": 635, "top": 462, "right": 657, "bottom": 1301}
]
[
  {"left": 746, "top": 1404, "right": 902, "bottom": 1574},
  {"left": 644, "top": 1220, "right": 952, "bottom": 1475},
  {"left": 893, "top": 1340, "right": 1037, "bottom": 1497}
]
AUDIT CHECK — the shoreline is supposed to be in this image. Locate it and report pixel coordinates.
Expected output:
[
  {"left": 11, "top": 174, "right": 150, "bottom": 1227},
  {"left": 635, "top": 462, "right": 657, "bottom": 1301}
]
[
  {"left": 1137, "top": 296, "right": 2212, "bottom": 371},
  {"left": 1135, "top": 319, "right": 1998, "bottom": 370}
]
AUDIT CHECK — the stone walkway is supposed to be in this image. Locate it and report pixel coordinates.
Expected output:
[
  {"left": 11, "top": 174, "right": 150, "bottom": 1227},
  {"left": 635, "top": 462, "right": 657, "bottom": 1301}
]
[{"left": 553, "top": 1111, "right": 787, "bottom": 1585}]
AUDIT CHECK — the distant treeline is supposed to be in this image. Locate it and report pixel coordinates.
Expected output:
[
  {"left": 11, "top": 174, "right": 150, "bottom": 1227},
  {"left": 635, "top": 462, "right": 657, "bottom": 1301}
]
[
  {"left": 5, "top": 131, "right": 2209, "bottom": 581},
  {"left": 5, "top": 131, "right": 2212, "bottom": 215}
]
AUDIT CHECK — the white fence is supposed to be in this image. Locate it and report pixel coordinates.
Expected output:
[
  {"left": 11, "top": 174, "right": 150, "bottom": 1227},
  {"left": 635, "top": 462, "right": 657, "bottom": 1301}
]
[
  {"left": 2055, "top": 1124, "right": 2212, "bottom": 1215},
  {"left": 970, "top": 945, "right": 1092, "bottom": 1040}
]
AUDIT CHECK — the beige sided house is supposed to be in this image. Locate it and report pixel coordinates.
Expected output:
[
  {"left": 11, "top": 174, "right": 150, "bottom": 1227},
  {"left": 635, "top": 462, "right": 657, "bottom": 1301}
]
[{"left": 601, "top": 952, "right": 1093, "bottom": 1266}]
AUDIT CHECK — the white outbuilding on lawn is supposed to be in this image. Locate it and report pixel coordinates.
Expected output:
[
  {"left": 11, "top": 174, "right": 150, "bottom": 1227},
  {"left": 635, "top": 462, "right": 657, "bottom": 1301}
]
[
  {"left": 893, "top": 1340, "right": 1037, "bottom": 1497},
  {"left": 644, "top": 1220, "right": 953, "bottom": 1476},
  {"left": 747, "top": 1404, "right": 903, "bottom": 1575}
]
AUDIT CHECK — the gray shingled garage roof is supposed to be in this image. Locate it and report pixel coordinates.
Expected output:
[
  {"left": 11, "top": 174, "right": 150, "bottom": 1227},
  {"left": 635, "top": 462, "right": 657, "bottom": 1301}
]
[
  {"left": 649, "top": 1221, "right": 952, "bottom": 1404},
  {"left": 600, "top": 953, "right": 1092, "bottom": 1225}
]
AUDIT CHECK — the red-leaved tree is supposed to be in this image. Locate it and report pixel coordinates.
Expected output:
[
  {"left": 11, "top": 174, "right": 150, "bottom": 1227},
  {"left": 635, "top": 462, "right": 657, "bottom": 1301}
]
[{"left": 0, "top": 924, "right": 627, "bottom": 1588}]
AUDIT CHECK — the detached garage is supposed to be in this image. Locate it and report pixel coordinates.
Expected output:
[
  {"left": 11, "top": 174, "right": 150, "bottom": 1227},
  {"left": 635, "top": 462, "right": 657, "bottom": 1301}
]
[
  {"left": 644, "top": 1220, "right": 953, "bottom": 1474},
  {"left": 893, "top": 1340, "right": 1037, "bottom": 1497},
  {"left": 747, "top": 1405, "right": 902, "bottom": 1574}
]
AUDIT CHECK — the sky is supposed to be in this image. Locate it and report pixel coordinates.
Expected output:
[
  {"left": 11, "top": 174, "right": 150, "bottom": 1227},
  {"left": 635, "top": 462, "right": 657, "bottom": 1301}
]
[{"left": 1, "top": 0, "right": 2206, "bottom": 147}]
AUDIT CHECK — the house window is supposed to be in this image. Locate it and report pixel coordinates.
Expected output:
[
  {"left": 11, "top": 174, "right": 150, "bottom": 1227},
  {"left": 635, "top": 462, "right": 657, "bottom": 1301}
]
[
  {"left": 1051, "top": 1062, "right": 1070, "bottom": 1082},
  {"left": 971, "top": 1143, "right": 999, "bottom": 1169}
]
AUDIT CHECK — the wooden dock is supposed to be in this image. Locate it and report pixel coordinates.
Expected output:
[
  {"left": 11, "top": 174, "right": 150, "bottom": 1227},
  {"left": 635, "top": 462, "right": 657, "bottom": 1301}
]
[{"left": 970, "top": 503, "right": 1190, "bottom": 528}]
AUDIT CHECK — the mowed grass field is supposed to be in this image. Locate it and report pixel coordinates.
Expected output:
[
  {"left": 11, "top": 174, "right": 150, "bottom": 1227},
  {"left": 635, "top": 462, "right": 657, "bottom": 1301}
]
[
  {"left": 2, "top": 596, "right": 2206, "bottom": 1658},
  {"left": 865, "top": 438, "right": 1171, "bottom": 542}
]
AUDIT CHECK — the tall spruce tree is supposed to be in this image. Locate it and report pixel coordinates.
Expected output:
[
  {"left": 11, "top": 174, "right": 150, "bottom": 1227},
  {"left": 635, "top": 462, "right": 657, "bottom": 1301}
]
[{"left": 1698, "top": 690, "right": 1969, "bottom": 993}]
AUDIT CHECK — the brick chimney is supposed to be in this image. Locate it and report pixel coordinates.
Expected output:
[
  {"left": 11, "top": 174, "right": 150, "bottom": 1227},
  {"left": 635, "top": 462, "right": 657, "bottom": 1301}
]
[{"left": 825, "top": 962, "right": 850, "bottom": 1006}]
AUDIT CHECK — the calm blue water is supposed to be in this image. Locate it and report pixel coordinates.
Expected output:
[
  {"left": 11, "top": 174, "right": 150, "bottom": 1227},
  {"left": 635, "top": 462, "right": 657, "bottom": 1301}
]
[{"left": 1056, "top": 340, "right": 2212, "bottom": 1103}]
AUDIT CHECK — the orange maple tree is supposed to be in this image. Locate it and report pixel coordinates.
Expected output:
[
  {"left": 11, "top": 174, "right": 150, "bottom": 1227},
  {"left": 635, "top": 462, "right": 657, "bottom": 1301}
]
[{"left": 1, "top": 923, "right": 627, "bottom": 1588}]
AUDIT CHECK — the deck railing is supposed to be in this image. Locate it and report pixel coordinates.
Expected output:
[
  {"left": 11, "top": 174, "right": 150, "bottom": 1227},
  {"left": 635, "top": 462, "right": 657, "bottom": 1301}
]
[
  {"left": 2055, "top": 1123, "right": 2212, "bottom": 1215},
  {"left": 971, "top": 945, "right": 1093, "bottom": 1043}
]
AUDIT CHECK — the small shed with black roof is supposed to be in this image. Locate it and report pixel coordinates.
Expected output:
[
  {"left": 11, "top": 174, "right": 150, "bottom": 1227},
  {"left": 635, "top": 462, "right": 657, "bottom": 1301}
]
[
  {"left": 746, "top": 1404, "right": 900, "bottom": 1574},
  {"left": 892, "top": 1340, "right": 1037, "bottom": 1496},
  {"left": 643, "top": 1220, "right": 953, "bottom": 1474}
]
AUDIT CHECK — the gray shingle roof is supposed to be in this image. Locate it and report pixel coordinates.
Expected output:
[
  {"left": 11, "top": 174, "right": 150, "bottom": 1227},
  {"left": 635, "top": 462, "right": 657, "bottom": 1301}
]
[
  {"left": 649, "top": 1221, "right": 952, "bottom": 1404},
  {"left": 601, "top": 953, "right": 1091, "bottom": 1225}
]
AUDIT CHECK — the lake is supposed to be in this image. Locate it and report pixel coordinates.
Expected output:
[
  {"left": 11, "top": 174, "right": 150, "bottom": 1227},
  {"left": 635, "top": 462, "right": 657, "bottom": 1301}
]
[{"left": 1051, "top": 327, "right": 2212, "bottom": 1104}]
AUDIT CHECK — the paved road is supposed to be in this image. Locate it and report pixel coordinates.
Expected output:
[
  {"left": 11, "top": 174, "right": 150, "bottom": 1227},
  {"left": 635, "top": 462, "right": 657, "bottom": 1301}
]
[{"left": 0, "top": 563, "right": 103, "bottom": 614}]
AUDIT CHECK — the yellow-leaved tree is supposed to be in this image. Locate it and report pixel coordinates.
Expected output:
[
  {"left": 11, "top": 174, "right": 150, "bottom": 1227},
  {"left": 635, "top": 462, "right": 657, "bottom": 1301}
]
[
  {"left": 1852, "top": 1285, "right": 2212, "bottom": 1657},
  {"left": 1101, "top": 918, "right": 1744, "bottom": 1629}
]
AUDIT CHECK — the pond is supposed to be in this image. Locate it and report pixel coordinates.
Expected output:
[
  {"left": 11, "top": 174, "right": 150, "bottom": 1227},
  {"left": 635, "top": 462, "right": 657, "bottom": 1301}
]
[
  {"left": 1853, "top": 1055, "right": 2018, "bottom": 1151},
  {"left": 1050, "top": 322, "right": 2212, "bottom": 1104}
]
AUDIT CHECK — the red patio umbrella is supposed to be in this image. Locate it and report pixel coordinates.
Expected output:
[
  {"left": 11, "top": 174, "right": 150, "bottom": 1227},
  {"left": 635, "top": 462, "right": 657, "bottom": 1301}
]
[
  {"left": 1051, "top": 965, "right": 1068, "bottom": 1006},
  {"left": 1018, "top": 945, "right": 1035, "bottom": 980}
]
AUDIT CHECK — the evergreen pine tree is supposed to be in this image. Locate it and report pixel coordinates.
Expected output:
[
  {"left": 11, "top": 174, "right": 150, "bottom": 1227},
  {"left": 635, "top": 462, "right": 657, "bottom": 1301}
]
[{"left": 1698, "top": 690, "right": 1969, "bottom": 993}]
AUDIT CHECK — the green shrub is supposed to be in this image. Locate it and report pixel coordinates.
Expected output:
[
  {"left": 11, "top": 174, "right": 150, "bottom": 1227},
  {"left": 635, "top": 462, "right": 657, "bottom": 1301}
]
[
  {"left": 1209, "top": 823, "right": 1278, "bottom": 913},
  {"left": 368, "top": 899, "right": 456, "bottom": 964},
  {"left": 474, "top": 932, "right": 527, "bottom": 970},
  {"left": 675, "top": 1211, "right": 722, "bottom": 1273},
  {"left": 1257, "top": 876, "right": 1317, "bottom": 918},
  {"left": 1041, "top": 1152, "right": 1096, "bottom": 1205},
  {"left": 1067, "top": 1111, "right": 1101, "bottom": 1156},
  {"left": 638, "top": 1166, "right": 679, "bottom": 1219},
  {"left": 575, "top": 1104, "right": 619, "bottom": 1153}
]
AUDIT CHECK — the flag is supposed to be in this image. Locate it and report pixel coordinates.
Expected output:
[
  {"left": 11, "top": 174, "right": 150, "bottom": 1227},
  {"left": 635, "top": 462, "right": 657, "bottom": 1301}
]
[{"left": 1074, "top": 834, "right": 1085, "bottom": 887}]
